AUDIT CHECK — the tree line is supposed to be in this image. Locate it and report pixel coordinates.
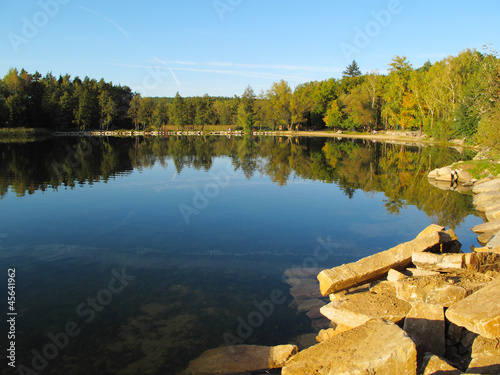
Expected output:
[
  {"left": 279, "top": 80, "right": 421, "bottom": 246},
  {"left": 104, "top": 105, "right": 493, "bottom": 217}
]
[{"left": 1, "top": 47, "right": 499, "bottom": 147}]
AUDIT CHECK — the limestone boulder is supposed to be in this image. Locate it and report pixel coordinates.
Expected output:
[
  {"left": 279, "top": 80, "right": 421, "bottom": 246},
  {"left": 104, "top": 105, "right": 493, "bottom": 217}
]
[
  {"left": 486, "top": 207, "right": 500, "bottom": 221},
  {"left": 477, "top": 200, "right": 500, "bottom": 213},
  {"left": 412, "top": 252, "right": 465, "bottom": 271},
  {"left": 428, "top": 166, "right": 453, "bottom": 181},
  {"left": 465, "top": 251, "right": 500, "bottom": 273},
  {"left": 318, "top": 228, "right": 454, "bottom": 295},
  {"left": 281, "top": 319, "right": 417, "bottom": 375},
  {"left": 387, "top": 268, "right": 407, "bottom": 281},
  {"left": 320, "top": 290, "right": 412, "bottom": 328},
  {"left": 395, "top": 276, "right": 468, "bottom": 307},
  {"left": 421, "top": 353, "right": 461, "bottom": 375},
  {"left": 471, "top": 219, "right": 500, "bottom": 234},
  {"left": 472, "top": 335, "right": 500, "bottom": 358},
  {"left": 477, "top": 230, "right": 497, "bottom": 246},
  {"left": 457, "top": 169, "right": 473, "bottom": 183},
  {"left": 472, "top": 178, "right": 500, "bottom": 194},
  {"left": 466, "top": 354, "right": 500, "bottom": 374},
  {"left": 403, "top": 303, "right": 445, "bottom": 357},
  {"left": 188, "top": 344, "right": 298, "bottom": 375},
  {"left": 446, "top": 277, "right": 500, "bottom": 339},
  {"left": 486, "top": 233, "right": 500, "bottom": 249}
]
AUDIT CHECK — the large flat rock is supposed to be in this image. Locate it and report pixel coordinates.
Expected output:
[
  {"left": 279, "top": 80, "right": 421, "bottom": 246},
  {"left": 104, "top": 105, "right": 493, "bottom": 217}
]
[
  {"left": 472, "top": 178, "right": 500, "bottom": 194},
  {"left": 473, "top": 191, "right": 500, "bottom": 206},
  {"left": 471, "top": 219, "right": 500, "bottom": 234},
  {"left": 281, "top": 319, "right": 417, "bottom": 375},
  {"left": 403, "top": 303, "right": 445, "bottom": 357},
  {"left": 394, "top": 273, "right": 490, "bottom": 307},
  {"left": 318, "top": 228, "right": 453, "bottom": 296},
  {"left": 188, "top": 344, "right": 298, "bottom": 375},
  {"left": 446, "top": 277, "right": 500, "bottom": 339},
  {"left": 320, "top": 289, "right": 411, "bottom": 328},
  {"left": 486, "top": 206, "right": 500, "bottom": 221}
]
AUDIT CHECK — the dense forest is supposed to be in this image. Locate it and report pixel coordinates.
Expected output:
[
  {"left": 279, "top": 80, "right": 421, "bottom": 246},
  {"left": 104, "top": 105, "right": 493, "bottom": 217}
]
[{"left": 1, "top": 47, "right": 499, "bottom": 148}]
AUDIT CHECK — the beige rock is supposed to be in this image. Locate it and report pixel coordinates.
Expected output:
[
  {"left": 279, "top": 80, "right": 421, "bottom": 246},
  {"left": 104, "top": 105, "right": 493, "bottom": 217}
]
[
  {"left": 473, "top": 191, "right": 500, "bottom": 206},
  {"left": 471, "top": 219, "right": 500, "bottom": 234},
  {"left": 429, "top": 166, "right": 453, "bottom": 181},
  {"left": 472, "top": 178, "right": 500, "bottom": 194},
  {"left": 395, "top": 276, "right": 468, "bottom": 307},
  {"left": 472, "top": 335, "right": 500, "bottom": 358},
  {"left": 387, "top": 268, "right": 407, "bottom": 281},
  {"left": 417, "top": 224, "right": 446, "bottom": 238},
  {"left": 281, "top": 319, "right": 417, "bottom": 375},
  {"left": 370, "top": 280, "right": 397, "bottom": 295},
  {"left": 320, "top": 290, "right": 411, "bottom": 328},
  {"left": 465, "top": 252, "right": 500, "bottom": 273},
  {"left": 486, "top": 233, "right": 500, "bottom": 249},
  {"left": 466, "top": 354, "right": 500, "bottom": 374},
  {"left": 421, "top": 353, "right": 461, "bottom": 375},
  {"left": 446, "top": 277, "right": 500, "bottom": 339},
  {"left": 477, "top": 200, "right": 500, "bottom": 213},
  {"left": 477, "top": 230, "right": 497, "bottom": 246},
  {"left": 406, "top": 267, "right": 441, "bottom": 277},
  {"left": 188, "top": 344, "right": 298, "bottom": 375},
  {"left": 412, "top": 252, "right": 465, "bottom": 270},
  {"left": 486, "top": 207, "right": 500, "bottom": 221},
  {"left": 316, "top": 328, "right": 336, "bottom": 342},
  {"left": 403, "top": 303, "right": 445, "bottom": 357},
  {"left": 318, "top": 229, "right": 453, "bottom": 295},
  {"left": 457, "top": 169, "right": 473, "bottom": 183}
]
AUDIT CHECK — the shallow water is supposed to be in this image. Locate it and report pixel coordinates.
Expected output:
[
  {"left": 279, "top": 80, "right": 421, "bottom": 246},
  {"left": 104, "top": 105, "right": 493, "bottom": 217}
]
[{"left": 0, "top": 136, "right": 483, "bottom": 374}]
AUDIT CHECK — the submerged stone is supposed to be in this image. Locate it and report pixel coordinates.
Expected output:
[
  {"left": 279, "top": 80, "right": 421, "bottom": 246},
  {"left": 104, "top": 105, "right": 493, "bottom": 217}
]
[{"left": 188, "top": 344, "right": 298, "bottom": 375}]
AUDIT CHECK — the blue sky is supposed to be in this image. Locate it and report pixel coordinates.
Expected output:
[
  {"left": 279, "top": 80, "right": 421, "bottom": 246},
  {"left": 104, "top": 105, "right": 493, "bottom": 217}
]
[{"left": 1, "top": 0, "right": 499, "bottom": 97}]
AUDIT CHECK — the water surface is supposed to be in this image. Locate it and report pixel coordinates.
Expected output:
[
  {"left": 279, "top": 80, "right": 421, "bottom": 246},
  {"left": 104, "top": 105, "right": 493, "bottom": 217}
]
[{"left": 0, "top": 136, "right": 482, "bottom": 374}]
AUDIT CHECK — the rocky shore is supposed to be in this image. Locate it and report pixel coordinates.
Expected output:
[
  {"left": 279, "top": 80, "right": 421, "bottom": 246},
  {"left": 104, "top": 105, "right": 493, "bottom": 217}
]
[{"left": 187, "top": 162, "right": 500, "bottom": 374}]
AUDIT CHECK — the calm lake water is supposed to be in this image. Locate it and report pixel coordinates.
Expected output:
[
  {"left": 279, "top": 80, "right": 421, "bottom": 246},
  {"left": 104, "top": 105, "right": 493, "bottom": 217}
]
[{"left": 0, "top": 135, "right": 483, "bottom": 374}]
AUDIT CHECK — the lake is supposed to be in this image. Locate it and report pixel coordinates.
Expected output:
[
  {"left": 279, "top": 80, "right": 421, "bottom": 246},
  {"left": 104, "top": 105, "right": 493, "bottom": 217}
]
[{"left": 0, "top": 135, "right": 483, "bottom": 374}]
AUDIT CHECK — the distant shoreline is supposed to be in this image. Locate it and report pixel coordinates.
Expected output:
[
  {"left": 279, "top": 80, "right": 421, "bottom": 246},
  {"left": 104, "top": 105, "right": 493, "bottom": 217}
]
[{"left": 0, "top": 127, "right": 475, "bottom": 149}]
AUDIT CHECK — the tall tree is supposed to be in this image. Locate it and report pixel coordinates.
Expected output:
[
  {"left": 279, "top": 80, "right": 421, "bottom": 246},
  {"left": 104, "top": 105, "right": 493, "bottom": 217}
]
[{"left": 342, "top": 60, "right": 362, "bottom": 78}]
